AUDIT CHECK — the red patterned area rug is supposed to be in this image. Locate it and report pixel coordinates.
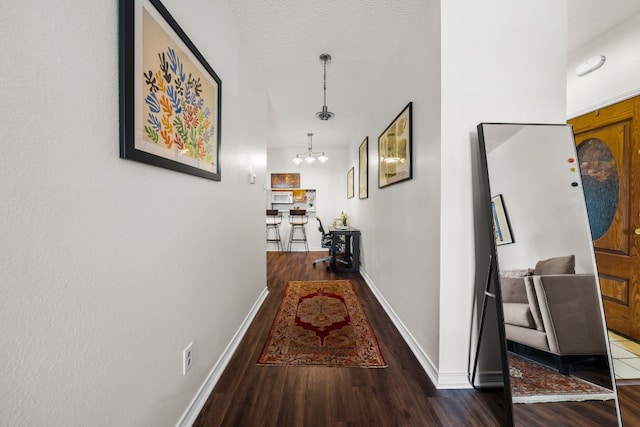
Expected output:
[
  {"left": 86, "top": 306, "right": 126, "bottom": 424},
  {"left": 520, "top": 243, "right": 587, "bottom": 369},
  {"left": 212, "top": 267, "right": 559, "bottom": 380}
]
[
  {"left": 257, "top": 280, "right": 386, "bottom": 368},
  {"left": 508, "top": 352, "right": 615, "bottom": 404}
]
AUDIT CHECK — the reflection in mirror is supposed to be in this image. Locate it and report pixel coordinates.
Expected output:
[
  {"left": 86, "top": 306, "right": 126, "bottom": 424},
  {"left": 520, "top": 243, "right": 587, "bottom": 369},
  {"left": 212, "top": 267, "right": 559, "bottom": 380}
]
[{"left": 477, "top": 123, "right": 621, "bottom": 426}]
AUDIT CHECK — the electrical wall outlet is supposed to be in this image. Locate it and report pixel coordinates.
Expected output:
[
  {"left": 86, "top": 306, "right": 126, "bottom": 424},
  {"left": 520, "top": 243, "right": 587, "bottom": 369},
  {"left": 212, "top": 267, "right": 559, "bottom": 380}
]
[{"left": 183, "top": 342, "right": 193, "bottom": 375}]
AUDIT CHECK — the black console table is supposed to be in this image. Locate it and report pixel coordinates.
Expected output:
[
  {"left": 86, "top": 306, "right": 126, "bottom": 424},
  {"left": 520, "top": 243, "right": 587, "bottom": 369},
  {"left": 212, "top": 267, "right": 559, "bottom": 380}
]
[{"left": 328, "top": 226, "right": 361, "bottom": 273}]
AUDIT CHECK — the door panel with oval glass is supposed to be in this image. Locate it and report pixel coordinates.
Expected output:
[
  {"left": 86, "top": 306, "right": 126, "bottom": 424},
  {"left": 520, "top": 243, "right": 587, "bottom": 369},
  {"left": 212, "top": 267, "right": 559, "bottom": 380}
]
[{"left": 569, "top": 95, "right": 640, "bottom": 342}]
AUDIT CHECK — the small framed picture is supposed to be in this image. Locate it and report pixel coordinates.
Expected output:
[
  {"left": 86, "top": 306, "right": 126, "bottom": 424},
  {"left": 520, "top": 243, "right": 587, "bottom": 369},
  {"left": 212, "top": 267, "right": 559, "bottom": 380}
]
[
  {"left": 270, "top": 173, "right": 300, "bottom": 189},
  {"left": 491, "top": 194, "right": 514, "bottom": 245},
  {"left": 347, "top": 167, "right": 354, "bottom": 199}
]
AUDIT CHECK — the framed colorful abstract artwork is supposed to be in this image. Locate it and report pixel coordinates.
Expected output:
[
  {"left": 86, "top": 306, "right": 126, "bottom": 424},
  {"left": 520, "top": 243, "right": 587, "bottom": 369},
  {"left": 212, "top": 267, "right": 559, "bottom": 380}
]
[
  {"left": 378, "top": 102, "right": 412, "bottom": 188},
  {"left": 359, "top": 137, "right": 368, "bottom": 199},
  {"left": 270, "top": 173, "right": 300, "bottom": 189},
  {"left": 119, "top": 0, "right": 222, "bottom": 180}
]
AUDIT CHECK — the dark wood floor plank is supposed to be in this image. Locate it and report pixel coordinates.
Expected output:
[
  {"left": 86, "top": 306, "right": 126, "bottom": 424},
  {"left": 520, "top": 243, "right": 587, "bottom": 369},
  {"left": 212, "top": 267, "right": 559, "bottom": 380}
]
[
  {"left": 616, "top": 383, "right": 640, "bottom": 425},
  {"left": 192, "top": 251, "right": 638, "bottom": 426},
  {"left": 513, "top": 400, "right": 618, "bottom": 427}
]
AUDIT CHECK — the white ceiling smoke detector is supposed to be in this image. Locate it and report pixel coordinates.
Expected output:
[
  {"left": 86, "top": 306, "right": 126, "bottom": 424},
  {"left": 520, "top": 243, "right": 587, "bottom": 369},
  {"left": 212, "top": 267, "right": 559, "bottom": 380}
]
[{"left": 576, "top": 55, "right": 606, "bottom": 77}]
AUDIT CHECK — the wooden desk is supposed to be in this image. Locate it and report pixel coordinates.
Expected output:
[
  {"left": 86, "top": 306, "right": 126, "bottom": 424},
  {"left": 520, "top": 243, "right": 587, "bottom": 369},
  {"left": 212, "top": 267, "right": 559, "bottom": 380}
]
[{"left": 328, "top": 226, "right": 361, "bottom": 272}]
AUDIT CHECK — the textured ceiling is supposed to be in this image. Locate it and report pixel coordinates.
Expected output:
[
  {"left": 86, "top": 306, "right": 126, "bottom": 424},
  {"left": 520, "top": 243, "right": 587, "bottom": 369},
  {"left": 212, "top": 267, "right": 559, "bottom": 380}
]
[
  {"left": 229, "top": 0, "right": 640, "bottom": 150},
  {"left": 567, "top": 0, "right": 640, "bottom": 51},
  {"left": 229, "top": 0, "right": 420, "bottom": 149}
]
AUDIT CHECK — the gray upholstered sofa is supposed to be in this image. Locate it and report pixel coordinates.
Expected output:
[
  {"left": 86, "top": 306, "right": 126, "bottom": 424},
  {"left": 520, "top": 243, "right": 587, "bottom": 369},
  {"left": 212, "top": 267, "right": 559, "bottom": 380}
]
[{"left": 500, "top": 255, "right": 608, "bottom": 373}]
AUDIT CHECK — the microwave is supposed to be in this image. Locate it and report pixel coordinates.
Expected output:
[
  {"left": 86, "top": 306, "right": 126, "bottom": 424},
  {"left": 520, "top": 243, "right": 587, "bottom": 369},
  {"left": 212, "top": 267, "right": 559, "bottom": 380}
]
[{"left": 271, "top": 191, "right": 293, "bottom": 204}]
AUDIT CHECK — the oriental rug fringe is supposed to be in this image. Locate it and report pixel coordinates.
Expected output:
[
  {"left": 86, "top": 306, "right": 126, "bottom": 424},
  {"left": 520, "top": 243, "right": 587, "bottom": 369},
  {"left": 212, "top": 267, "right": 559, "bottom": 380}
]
[
  {"left": 257, "top": 280, "right": 386, "bottom": 368},
  {"left": 508, "top": 352, "right": 615, "bottom": 404}
]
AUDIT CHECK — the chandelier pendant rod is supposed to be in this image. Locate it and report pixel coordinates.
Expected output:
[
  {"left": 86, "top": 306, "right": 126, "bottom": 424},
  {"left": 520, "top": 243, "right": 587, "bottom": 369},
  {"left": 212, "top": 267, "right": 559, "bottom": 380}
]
[
  {"left": 316, "top": 53, "right": 334, "bottom": 120},
  {"left": 323, "top": 60, "right": 328, "bottom": 107}
]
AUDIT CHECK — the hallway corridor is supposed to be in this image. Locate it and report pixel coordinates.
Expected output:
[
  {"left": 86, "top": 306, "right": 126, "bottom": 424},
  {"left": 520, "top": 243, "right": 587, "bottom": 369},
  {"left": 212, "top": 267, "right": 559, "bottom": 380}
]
[
  {"left": 191, "top": 252, "right": 640, "bottom": 426},
  {"left": 192, "top": 252, "right": 506, "bottom": 426}
]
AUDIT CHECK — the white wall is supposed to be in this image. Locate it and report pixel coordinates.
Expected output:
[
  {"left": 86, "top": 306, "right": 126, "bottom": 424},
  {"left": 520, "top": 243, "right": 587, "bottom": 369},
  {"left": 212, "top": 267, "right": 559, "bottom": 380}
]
[
  {"left": 267, "top": 147, "right": 348, "bottom": 251},
  {"left": 348, "top": 0, "right": 443, "bottom": 372},
  {"left": 487, "top": 125, "right": 595, "bottom": 273},
  {"left": 439, "top": 0, "right": 568, "bottom": 383},
  {"left": 311, "top": 0, "right": 569, "bottom": 388},
  {"left": 567, "top": 12, "right": 640, "bottom": 118},
  {"left": 0, "top": 1, "right": 267, "bottom": 426}
]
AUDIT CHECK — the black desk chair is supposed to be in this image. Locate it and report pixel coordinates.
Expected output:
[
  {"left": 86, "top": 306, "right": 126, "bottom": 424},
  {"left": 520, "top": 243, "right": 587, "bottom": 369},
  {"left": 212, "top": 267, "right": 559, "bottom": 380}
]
[{"left": 312, "top": 218, "right": 347, "bottom": 269}]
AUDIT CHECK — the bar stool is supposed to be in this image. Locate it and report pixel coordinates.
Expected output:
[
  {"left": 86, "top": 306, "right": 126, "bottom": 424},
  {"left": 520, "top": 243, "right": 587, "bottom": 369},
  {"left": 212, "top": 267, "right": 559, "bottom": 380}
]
[
  {"left": 265, "top": 209, "right": 283, "bottom": 251},
  {"left": 287, "top": 209, "right": 308, "bottom": 252}
]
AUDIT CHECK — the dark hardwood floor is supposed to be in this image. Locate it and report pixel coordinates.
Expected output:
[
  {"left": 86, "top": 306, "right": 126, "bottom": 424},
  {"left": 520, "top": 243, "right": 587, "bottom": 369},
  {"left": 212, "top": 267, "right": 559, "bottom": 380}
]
[
  {"left": 193, "top": 251, "right": 640, "bottom": 426},
  {"left": 618, "top": 382, "right": 640, "bottom": 425}
]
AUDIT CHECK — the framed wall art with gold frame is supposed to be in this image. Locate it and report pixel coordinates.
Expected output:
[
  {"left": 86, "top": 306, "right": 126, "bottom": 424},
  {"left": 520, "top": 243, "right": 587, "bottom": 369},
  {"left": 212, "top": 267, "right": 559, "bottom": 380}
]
[
  {"left": 378, "top": 102, "right": 412, "bottom": 188},
  {"left": 359, "top": 137, "right": 368, "bottom": 199}
]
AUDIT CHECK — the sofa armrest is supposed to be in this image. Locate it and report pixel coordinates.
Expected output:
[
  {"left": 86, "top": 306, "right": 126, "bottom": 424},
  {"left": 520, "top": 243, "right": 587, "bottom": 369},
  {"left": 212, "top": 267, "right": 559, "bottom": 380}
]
[{"left": 532, "top": 274, "right": 607, "bottom": 356}]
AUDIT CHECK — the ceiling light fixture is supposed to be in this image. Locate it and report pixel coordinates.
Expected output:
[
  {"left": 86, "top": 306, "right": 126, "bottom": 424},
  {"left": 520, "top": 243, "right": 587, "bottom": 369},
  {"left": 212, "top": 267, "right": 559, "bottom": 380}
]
[
  {"left": 315, "top": 53, "right": 335, "bottom": 120},
  {"left": 293, "top": 133, "right": 328, "bottom": 164}
]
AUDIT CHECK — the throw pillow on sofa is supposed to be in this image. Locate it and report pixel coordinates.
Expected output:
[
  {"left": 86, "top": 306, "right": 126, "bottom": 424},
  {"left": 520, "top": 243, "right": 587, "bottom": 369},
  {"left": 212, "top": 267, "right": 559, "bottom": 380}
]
[
  {"left": 503, "top": 303, "right": 536, "bottom": 329},
  {"left": 534, "top": 254, "right": 575, "bottom": 275},
  {"left": 499, "top": 268, "right": 534, "bottom": 278}
]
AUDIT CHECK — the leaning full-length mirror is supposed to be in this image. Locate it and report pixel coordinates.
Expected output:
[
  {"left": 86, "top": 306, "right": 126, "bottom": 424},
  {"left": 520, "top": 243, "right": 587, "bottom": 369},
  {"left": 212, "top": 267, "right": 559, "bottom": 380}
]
[{"left": 478, "top": 123, "right": 621, "bottom": 426}]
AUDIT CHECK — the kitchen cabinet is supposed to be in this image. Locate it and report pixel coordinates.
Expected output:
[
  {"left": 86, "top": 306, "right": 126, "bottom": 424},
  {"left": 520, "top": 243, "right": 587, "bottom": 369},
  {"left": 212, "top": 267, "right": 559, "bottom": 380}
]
[{"left": 292, "top": 190, "right": 306, "bottom": 202}]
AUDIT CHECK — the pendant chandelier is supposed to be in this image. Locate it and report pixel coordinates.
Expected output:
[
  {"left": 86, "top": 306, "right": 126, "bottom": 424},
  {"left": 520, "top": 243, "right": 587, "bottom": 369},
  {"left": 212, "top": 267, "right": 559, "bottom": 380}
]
[
  {"left": 293, "top": 133, "right": 328, "bottom": 164},
  {"left": 315, "top": 53, "right": 335, "bottom": 120}
]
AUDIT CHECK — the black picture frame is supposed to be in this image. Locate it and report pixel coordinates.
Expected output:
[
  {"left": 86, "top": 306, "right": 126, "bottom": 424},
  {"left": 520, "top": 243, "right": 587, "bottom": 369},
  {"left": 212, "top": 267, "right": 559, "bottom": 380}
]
[
  {"left": 119, "top": 0, "right": 222, "bottom": 181},
  {"left": 378, "top": 102, "right": 413, "bottom": 188}
]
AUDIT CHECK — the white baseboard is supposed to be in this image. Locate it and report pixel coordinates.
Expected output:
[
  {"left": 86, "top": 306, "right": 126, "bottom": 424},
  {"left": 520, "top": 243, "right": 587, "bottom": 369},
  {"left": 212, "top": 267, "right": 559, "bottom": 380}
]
[
  {"left": 359, "top": 268, "right": 472, "bottom": 390},
  {"left": 175, "top": 287, "right": 269, "bottom": 427},
  {"left": 439, "top": 371, "right": 503, "bottom": 389},
  {"left": 437, "top": 372, "right": 475, "bottom": 389}
]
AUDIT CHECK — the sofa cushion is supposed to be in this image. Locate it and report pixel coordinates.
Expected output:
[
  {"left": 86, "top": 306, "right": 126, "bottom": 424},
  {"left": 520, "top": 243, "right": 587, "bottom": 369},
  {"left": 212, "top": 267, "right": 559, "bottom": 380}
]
[
  {"left": 503, "top": 303, "right": 535, "bottom": 328},
  {"left": 501, "top": 277, "right": 528, "bottom": 303},
  {"left": 505, "top": 324, "right": 550, "bottom": 352},
  {"left": 524, "top": 276, "right": 545, "bottom": 332},
  {"left": 499, "top": 269, "right": 534, "bottom": 279},
  {"left": 534, "top": 254, "right": 575, "bottom": 275}
]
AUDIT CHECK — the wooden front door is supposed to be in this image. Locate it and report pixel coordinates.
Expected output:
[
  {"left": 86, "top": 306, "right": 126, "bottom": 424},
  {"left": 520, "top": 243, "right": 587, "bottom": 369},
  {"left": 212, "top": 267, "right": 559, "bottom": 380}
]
[{"left": 569, "top": 96, "right": 640, "bottom": 341}]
